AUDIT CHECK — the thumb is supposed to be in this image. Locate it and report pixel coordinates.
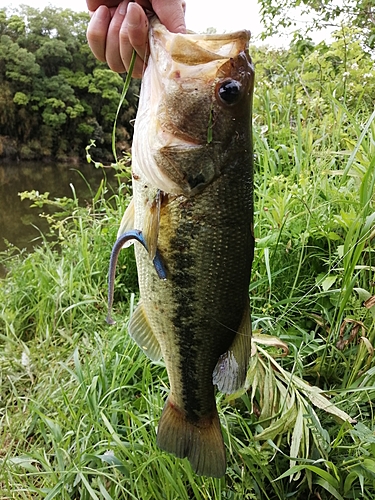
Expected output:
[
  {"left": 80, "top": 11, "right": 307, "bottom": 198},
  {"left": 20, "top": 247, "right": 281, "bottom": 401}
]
[{"left": 151, "top": 0, "right": 186, "bottom": 33}]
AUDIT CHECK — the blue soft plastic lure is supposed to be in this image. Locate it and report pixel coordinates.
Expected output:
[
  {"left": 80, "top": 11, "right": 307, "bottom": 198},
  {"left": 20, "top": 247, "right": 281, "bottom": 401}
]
[{"left": 106, "top": 229, "right": 166, "bottom": 325}]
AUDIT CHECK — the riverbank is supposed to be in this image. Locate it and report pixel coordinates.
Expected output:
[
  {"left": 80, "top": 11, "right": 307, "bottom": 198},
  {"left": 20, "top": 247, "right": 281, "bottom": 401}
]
[
  {"left": 0, "top": 135, "right": 125, "bottom": 164},
  {"left": 0, "top": 161, "right": 117, "bottom": 253}
]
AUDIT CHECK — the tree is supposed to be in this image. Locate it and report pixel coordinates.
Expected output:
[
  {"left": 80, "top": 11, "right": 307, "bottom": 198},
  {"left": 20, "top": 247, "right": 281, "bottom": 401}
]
[
  {"left": 0, "top": 6, "right": 139, "bottom": 161},
  {"left": 258, "top": 0, "right": 375, "bottom": 49}
]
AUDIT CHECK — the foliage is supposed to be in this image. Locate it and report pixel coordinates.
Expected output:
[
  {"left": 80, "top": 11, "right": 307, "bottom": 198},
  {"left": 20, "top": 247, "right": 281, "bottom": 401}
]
[
  {"left": 1, "top": 23, "right": 375, "bottom": 499},
  {"left": 258, "top": 0, "right": 375, "bottom": 50},
  {"left": 0, "top": 6, "right": 140, "bottom": 162}
]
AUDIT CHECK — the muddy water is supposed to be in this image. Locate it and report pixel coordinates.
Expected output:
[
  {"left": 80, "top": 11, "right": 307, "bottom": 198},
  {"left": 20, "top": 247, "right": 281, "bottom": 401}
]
[{"left": 0, "top": 161, "right": 117, "bottom": 253}]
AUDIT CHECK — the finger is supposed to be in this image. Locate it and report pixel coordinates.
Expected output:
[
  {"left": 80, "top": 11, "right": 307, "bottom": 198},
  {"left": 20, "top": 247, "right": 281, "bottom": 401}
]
[
  {"left": 87, "top": 5, "right": 111, "bottom": 62},
  {"left": 87, "top": 0, "right": 121, "bottom": 10},
  {"left": 120, "top": 3, "right": 149, "bottom": 77},
  {"left": 105, "top": 0, "right": 130, "bottom": 73},
  {"left": 127, "top": 3, "right": 149, "bottom": 63},
  {"left": 138, "top": 0, "right": 186, "bottom": 33},
  {"left": 156, "top": 0, "right": 186, "bottom": 34}
]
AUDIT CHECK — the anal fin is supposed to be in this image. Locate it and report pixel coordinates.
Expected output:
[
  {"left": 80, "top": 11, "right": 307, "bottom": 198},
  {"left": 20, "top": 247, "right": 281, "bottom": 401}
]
[
  {"left": 157, "top": 397, "right": 226, "bottom": 478},
  {"left": 128, "top": 302, "right": 162, "bottom": 361},
  {"left": 213, "top": 300, "right": 252, "bottom": 394}
]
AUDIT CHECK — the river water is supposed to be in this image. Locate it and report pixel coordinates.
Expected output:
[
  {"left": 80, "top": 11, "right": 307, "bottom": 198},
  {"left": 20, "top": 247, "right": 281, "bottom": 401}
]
[{"left": 0, "top": 161, "right": 117, "bottom": 253}]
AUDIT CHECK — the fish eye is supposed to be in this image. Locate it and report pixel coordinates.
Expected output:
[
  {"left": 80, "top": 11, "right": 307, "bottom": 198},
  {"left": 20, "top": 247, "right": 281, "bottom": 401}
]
[{"left": 217, "top": 79, "right": 242, "bottom": 105}]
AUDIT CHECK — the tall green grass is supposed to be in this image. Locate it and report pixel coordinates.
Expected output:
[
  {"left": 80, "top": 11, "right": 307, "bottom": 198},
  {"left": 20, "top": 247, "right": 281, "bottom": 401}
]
[{"left": 1, "top": 24, "right": 375, "bottom": 499}]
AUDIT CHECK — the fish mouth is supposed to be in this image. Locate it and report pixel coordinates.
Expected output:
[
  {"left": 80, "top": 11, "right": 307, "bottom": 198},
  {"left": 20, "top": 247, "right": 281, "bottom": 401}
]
[
  {"left": 150, "top": 18, "right": 251, "bottom": 66},
  {"left": 158, "top": 129, "right": 205, "bottom": 150}
]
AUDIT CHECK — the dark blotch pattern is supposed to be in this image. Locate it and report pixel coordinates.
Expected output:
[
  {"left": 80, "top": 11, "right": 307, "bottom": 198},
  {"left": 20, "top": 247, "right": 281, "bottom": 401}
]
[{"left": 169, "top": 221, "right": 206, "bottom": 422}]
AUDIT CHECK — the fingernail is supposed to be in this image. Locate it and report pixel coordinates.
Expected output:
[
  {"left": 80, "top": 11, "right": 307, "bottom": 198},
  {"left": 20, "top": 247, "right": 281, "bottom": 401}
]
[
  {"left": 93, "top": 5, "right": 109, "bottom": 21},
  {"left": 118, "top": 0, "right": 127, "bottom": 16},
  {"left": 127, "top": 3, "right": 141, "bottom": 28}
]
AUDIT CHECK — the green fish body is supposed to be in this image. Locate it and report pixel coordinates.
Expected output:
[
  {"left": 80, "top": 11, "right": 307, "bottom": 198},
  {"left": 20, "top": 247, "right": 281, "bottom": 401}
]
[{"left": 111, "top": 19, "right": 255, "bottom": 477}]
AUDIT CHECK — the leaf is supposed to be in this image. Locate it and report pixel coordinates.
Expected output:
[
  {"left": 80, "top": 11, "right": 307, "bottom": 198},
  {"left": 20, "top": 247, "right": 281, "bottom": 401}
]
[
  {"left": 83, "top": 453, "right": 129, "bottom": 476},
  {"left": 354, "top": 287, "right": 372, "bottom": 303},
  {"left": 277, "top": 465, "right": 341, "bottom": 492},
  {"left": 259, "top": 359, "right": 276, "bottom": 419},
  {"left": 297, "top": 382, "right": 355, "bottom": 423},
  {"left": 256, "top": 233, "right": 279, "bottom": 248},
  {"left": 252, "top": 332, "right": 289, "bottom": 356},
  {"left": 336, "top": 318, "right": 366, "bottom": 350},
  {"left": 96, "top": 453, "right": 129, "bottom": 476},
  {"left": 289, "top": 404, "right": 304, "bottom": 471},
  {"left": 327, "top": 231, "right": 342, "bottom": 241},
  {"left": 255, "top": 401, "right": 298, "bottom": 441},
  {"left": 256, "top": 345, "right": 355, "bottom": 423},
  {"left": 350, "top": 422, "right": 375, "bottom": 443},
  {"left": 248, "top": 356, "right": 260, "bottom": 405},
  {"left": 305, "top": 404, "right": 330, "bottom": 451},
  {"left": 362, "top": 459, "right": 375, "bottom": 474},
  {"left": 5, "top": 456, "right": 40, "bottom": 472},
  {"left": 315, "top": 477, "right": 345, "bottom": 500},
  {"left": 321, "top": 275, "right": 337, "bottom": 291},
  {"left": 363, "top": 296, "right": 375, "bottom": 309},
  {"left": 359, "top": 336, "right": 374, "bottom": 356},
  {"left": 343, "top": 471, "right": 360, "bottom": 495},
  {"left": 78, "top": 473, "right": 101, "bottom": 500},
  {"left": 98, "top": 481, "right": 114, "bottom": 500}
]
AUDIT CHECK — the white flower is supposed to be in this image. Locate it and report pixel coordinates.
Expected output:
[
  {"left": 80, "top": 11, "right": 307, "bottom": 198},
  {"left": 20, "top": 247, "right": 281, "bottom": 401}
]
[
  {"left": 342, "top": 71, "right": 350, "bottom": 79},
  {"left": 350, "top": 62, "right": 359, "bottom": 70}
]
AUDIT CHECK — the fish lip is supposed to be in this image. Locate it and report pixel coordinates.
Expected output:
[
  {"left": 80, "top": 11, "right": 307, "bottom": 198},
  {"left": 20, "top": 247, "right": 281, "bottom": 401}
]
[
  {"left": 161, "top": 142, "right": 205, "bottom": 151},
  {"left": 158, "top": 130, "right": 205, "bottom": 149},
  {"left": 150, "top": 17, "right": 251, "bottom": 60}
]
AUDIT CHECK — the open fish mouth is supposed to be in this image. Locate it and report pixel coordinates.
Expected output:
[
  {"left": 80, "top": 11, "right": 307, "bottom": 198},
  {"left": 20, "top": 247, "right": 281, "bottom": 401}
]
[{"left": 150, "top": 22, "right": 251, "bottom": 69}]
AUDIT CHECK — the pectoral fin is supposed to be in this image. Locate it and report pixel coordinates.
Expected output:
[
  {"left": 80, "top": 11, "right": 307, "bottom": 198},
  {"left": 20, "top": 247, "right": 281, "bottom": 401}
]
[
  {"left": 212, "top": 300, "right": 252, "bottom": 394},
  {"left": 117, "top": 199, "right": 135, "bottom": 242},
  {"left": 143, "top": 190, "right": 161, "bottom": 260},
  {"left": 128, "top": 302, "right": 162, "bottom": 361}
]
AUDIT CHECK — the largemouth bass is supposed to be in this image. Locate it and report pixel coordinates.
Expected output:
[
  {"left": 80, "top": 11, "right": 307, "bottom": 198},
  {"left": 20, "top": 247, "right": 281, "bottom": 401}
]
[{"left": 107, "top": 18, "right": 255, "bottom": 478}]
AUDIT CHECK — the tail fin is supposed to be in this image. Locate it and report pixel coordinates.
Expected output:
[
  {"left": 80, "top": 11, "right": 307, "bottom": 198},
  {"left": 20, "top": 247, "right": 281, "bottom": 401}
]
[{"left": 156, "top": 398, "right": 226, "bottom": 478}]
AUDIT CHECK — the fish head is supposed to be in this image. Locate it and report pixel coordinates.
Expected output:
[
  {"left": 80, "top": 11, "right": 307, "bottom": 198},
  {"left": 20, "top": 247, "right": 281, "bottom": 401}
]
[{"left": 133, "top": 19, "right": 254, "bottom": 196}]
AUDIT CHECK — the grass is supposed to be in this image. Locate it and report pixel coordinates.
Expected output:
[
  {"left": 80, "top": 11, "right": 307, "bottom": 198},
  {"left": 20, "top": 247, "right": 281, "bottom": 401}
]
[{"left": 1, "top": 25, "right": 375, "bottom": 499}]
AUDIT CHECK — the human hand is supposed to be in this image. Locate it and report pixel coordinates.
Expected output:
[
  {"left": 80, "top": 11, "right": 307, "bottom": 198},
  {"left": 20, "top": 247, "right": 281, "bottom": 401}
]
[{"left": 86, "top": 0, "right": 186, "bottom": 77}]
